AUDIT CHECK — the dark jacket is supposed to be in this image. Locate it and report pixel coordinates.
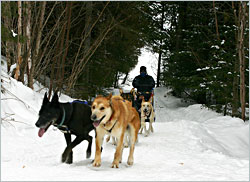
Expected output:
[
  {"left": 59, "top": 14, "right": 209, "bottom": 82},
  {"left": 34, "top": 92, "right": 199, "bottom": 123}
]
[{"left": 132, "top": 74, "right": 155, "bottom": 92}]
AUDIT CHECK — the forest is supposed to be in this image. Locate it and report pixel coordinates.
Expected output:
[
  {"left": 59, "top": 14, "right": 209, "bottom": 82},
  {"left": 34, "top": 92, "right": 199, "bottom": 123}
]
[{"left": 1, "top": 1, "right": 249, "bottom": 120}]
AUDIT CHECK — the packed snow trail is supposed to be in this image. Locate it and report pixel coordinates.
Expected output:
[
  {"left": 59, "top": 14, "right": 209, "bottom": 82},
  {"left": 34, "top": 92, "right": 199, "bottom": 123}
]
[{"left": 1, "top": 77, "right": 249, "bottom": 181}]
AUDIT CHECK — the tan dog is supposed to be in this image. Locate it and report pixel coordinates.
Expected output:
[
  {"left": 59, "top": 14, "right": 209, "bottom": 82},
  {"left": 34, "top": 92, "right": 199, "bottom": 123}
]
[
  {"left": 139, "top": 97, "right": 155, "bottom": 137},
  {"left": 106, "top": 88, "right": 136, "bottom": 147},
  {"left": 91, "top": 94, "right": 140, "bottom": 168}
]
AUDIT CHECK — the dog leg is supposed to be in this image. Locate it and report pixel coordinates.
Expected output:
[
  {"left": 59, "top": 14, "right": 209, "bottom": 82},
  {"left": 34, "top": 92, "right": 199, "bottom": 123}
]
[
  {"left": 112, "top": 132, "right": 125, "bottom": 168},
  {"left": 149, "top": 122, "right": 154, "bottom": 133},
  {"left": 106, "top": 135, "right": 117, "bottom": 145},
  {"left": 106, "top": 135, "right": 111, "bottom": 142},
  {"left": 140, "top": 120, "right": 147, "bottom": 136},
  {"left": 62, "top": 135, "right": 84, "bottom": 163},
  {"left": 86, "top": 135, "right": 93, "bottom": 159},
  {"left": 127, "top": 126, "right": 137, "bottom": 166},
  {"left": 139, "top": 120, "right": 145, "bottom": 134},
  {"left": 111, "top": 136, "right": 117, "bottom": 145},
  {"left": 119, "top": 145, "right": 124, "bottom": 163},
  {"left": 63, "top": 134, "right": 73, "bottom": 164},
  {"left": 93, "top": 133, "right": 104, "bottom": 167},
  {"left": 124, "top": 132, "right": 129, "bottom": 148},
  {"left": 139, "top": 126, "right": 143, "bottom": 134}
]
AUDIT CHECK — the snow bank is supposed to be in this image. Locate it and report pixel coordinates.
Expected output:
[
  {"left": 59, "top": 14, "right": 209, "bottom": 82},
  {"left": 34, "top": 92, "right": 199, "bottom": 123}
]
[{"left": 155, "top": 87, "right": 249, "bottom": 159}]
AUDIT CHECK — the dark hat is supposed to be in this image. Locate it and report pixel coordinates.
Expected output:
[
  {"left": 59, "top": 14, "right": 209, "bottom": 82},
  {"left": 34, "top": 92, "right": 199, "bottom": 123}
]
[{"left": 140, "top": 66, "right": 147, "bottom": 72}]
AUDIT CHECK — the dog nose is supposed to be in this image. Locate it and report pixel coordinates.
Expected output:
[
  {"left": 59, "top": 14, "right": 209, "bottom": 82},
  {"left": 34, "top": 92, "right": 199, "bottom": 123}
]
[
  {"left": 91, "top": 114, "right": 97, "bottom": 121},
  {"left": 35, "top": 121, "right": 40, "bottom": 127}
]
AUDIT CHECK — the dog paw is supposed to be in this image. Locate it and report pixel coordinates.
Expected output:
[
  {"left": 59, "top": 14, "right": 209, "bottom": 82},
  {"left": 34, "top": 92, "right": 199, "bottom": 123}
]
[
  {"left": 65, "top": 156, "right": 73, "bottom": 164},
  {"left": 127, "top": 159, "right": 134, "bottom": 166},
  {"left": 92, "top": 160, "right": 101, "bottom": 167},
  {"left": 111, "top": 162, "right": 119, "bottom": 168},
  {"left": 61, "top": 153, "right": 68, "bottom": 163}
]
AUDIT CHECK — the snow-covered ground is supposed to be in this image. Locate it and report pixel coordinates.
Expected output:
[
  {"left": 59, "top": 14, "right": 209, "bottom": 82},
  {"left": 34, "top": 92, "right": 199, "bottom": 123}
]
[{"left": 1, "top": 58, "right": 249, "bottom": 181}]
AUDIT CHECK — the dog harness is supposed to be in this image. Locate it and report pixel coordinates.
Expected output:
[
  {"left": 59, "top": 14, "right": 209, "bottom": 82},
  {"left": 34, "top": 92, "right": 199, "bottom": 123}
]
[
  {"left": 144, "top": 110, "right": 153, "bottom": 123},
  {"left": 107, "top": 120, "right": 117, "bottom": 133},
  {"left": 53, "top": 107, "right": 71, "bottom": 134},
  {"left": 103, "top": 114, "right": 117, "bottom": 133}
]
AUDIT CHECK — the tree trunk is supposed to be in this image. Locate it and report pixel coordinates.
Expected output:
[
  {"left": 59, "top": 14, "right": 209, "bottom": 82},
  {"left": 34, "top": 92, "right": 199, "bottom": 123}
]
[
  {"left": 58, "top": 2, "right": 72, "bottom": 92},
  {"left": 29, "top": 1, "right": 46, "bottom": 89},
  {"left": 26, "top": 1, "right": 32, "bottom": 86},
  {"left": 55, "top": 14, "right": 67, "bottom": 91},
  {"left": 121, "top": 72, "right": 129, "bottom": 84},
  {"left": 239, "top": 2, "right": 246, "bottom": 121},
  {"left": 213, "top": 1, "right": 220, "bottom": 40},
  {"left": 232, "top": 61, "right": 239, "bottom": 117},
  {"left": 19, "top": 2, "right": 32, "bottom": 84},
  {"left": 84, "top": 1, "right": 93, "bottom": 94},
  {"left": 232, "top": 2, "right": 239, "bottom": 117},
  {"left": 156, "top": 3, "right": 164, "bottom": 87},
  {"left": 3, "top": 2, "right": 12, "bottom": 72},
  {"left": 14, "top": 1, "right": 22, "bottom": 80}
]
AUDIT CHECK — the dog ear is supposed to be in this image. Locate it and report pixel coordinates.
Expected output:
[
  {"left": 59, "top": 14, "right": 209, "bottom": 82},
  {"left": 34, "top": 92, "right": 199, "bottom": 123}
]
[
  {"left": 130, "top": 88, "right": 134, "bottom": 94},
  {"left": 107, "top": 93, "right": 112, "bottom": 106},
  {"left": 148, "top": 96, "right": 152, "bottom": 103},
  {"left": 119, "top": 88, "right": 123, "bottom": 95},
  {"left": 142, "top": 97, "right": 145, "bottom": 103},
  {"left": 107, "top": 93, "right": 112, "bottom": 100},
  {"left": 42, "top": 92, "right": 49, "bottom": 104},
  {"left": 51, "top": 92, "right": 59, "bottom": 104}
]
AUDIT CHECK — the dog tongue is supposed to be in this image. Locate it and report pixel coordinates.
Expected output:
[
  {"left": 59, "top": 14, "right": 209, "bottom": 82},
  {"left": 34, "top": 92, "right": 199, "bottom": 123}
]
[
  {"left": 38, "top": 128, "right": 45, "bottom": 137},
  {"left": 93, "top": 121, "right": 100, "bottom": 128}
]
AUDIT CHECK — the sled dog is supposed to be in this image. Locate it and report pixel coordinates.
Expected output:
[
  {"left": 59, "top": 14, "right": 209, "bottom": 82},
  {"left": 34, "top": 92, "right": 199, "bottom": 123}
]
[
  {"left": 139, "top": 97, "right": 155, "bottom": 137},
  {"left": 106, "top": 88, "right": 136, "bottom": 147},
  {"left": 91, "top": 94, "right": 140, "bottom": 168},
  {"left": 35, "top": 92, "right": 94, "bottom": 164},
  {"left": 119, "top": 88, "right": 136, "bottom": 102}
]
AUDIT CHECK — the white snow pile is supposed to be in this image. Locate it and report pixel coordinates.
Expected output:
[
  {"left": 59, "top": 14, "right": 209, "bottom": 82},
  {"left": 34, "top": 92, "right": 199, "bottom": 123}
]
[{"left": 1, "top": 58, "right": 249, "bottom": 181}]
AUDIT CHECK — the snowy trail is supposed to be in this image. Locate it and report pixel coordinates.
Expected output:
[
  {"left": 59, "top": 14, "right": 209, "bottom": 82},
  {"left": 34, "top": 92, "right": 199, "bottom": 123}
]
[{"left": 1, "top": 81, "right": 249, "bottom": 181}]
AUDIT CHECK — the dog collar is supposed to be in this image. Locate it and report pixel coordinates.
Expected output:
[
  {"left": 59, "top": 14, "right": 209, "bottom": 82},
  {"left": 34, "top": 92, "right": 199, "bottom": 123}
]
[
  {"left": 103, "top": 113, "right": 116, "bottom": 133},
  {"left": 107, "top": 120, "right": 117, "bottom": 133},
  {"left": 53, "top": 107, "right": 72, "bottom": 134},
  {"left": 53, "top": 107, "right": 66, "bottom": 128},
  {"left": 58, "top": 107, "right": 66, "bottom": 127},
  {"left": 109, "top": 114, "right": 113, "bottom": 122}
]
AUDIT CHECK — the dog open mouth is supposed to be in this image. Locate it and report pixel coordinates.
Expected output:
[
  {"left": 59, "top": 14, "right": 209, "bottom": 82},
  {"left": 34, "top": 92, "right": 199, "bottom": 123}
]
[
  {"left": 38, "top": 123, "right": 51, "bottom": 137},
  {"left": 37, "top": 118, "right": 57, "bottom": 137},
  {"left": 38, "top": 122, "right": 52, "bottom": 137},
  {"left": 93, "top": 115, "right": 106, "bottom": 128}
]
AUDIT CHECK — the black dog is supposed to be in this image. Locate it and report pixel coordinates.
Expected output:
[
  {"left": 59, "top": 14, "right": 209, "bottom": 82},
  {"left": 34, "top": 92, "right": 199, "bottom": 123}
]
[{"left": 35, "top": 92, "right": 94, "bottom": 164}]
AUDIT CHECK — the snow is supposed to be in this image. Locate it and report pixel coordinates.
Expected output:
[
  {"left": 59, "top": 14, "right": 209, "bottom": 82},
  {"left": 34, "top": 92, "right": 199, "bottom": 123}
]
[
  {"left": 11, "top": 30, "right": 17, "bottom": 37},
  {"left": 211, "top": 45, "right": 220, "bottom": 49},
  {"left": 1, "top": 57, "right": 249, "bottom": 181}
]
